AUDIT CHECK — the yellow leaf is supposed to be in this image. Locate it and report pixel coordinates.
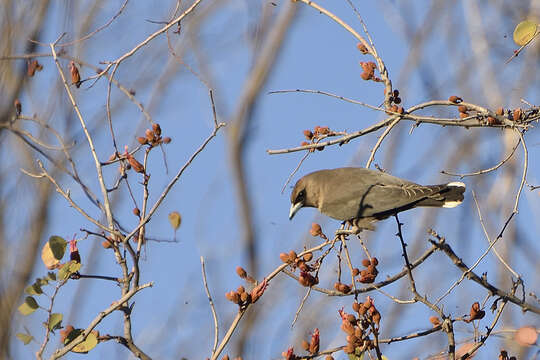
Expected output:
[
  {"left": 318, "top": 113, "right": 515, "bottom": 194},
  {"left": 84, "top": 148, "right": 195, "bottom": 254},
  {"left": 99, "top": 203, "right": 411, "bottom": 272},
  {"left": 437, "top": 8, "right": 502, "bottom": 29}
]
[
  {"left": 16, "top": 333, "right": 34, "bottom": 345},
  {"left": 41, "top": 236, "right": 67, "bottom": 269},
  {"left": 18, "top": 296, "right": 39, "bottom": 316},
  {"left": 168, "top": 211, "right": 182, "bottom": 230},
  {"left": 72, "top": 331, "right": 98, "bottom": 353},
  {"left": 513, "top": 20, "right": 538, "bottom": 46},
  {"left": 48, "top": 313, "right": 63, "bottom": 330}
]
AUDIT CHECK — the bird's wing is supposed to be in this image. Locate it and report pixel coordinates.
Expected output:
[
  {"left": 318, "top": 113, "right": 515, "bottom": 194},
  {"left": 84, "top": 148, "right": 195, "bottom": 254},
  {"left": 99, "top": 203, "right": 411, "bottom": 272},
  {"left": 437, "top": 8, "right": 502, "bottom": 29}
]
[{"left": 320, "top": 180, "right": 446, "bottom": 220}]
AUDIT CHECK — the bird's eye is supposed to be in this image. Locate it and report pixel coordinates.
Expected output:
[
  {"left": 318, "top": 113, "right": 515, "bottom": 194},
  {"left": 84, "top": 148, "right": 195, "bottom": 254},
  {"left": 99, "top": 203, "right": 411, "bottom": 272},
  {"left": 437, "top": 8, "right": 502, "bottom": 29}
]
[{"left": 297, "top": 190, "right": 305, "bottom": 202}]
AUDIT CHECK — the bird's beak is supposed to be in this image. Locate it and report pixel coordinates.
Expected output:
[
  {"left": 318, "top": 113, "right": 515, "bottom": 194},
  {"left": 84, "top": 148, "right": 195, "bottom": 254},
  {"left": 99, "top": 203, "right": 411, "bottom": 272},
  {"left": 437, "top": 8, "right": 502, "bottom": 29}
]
[{"left": 289, "top": 202, "right": 303, "bottom": 220}]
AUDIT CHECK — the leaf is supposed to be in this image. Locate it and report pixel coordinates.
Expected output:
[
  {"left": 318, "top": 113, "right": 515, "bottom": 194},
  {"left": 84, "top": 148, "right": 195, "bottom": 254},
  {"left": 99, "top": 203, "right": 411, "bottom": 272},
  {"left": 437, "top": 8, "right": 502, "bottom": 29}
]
[
  {"left": 513, "top": 20, "right": 538, "bottom": 46},
  {"left": 58, "top": 261, "right": 82, "bottom": 281},
  {"left": 42, "top": 236, "right": 67, "bottom": 269},
  {"left": 168, "top": 211, "right": 182, "bottom": 230},
  {"left": 18, "top": 296, "right": 39, "bottom": 316},
  {"left": 16, "top": 333, "right": 34, "bottom": 345},
  {"left": 47, "top": 272, "right": 56, "bottom": 281},
  {"left": 71, "top": 331, "right": 98, "bottom": 353},
  {"left": 48, "top": 313, "right": 63, "bottom": 331},
  {"left": 515, "top": 326, "right": 538, "bottom": 346},
  {"left": 49, "top": 236, "right": 67, "bottom": 259},
  {"left": 36, "top": 277, "right": 49, "bottom": 286},
  {"left": 25, "top": 282, "right": 43, "bottom": 295}
]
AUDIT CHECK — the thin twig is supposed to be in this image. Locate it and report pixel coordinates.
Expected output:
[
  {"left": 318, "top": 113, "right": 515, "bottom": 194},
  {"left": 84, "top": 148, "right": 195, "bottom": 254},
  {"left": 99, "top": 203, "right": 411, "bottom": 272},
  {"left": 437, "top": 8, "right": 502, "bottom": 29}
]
[
  {"left": 291, "top": 287, "right": 312, "bottom": 328},
  {"left": 50, "top": 39, "right": 114, "bottom": 230},
  {"left": 200, "top": 257, "right": 219, "bottom": 357},
  {"left": 57, "top": 0, "right": 130, "bottom": 47},
  {"left": 513, "top": 129, "right": 527, "bottom": 213},
  {"left": 365, "top": 115, "right": 401, "bottom": 168},
  {"left": 471, "top": 191, "right": 519, "bottom": 278},
  {"left": 441, "top": 137, "right": 521, "bottom": 178}
]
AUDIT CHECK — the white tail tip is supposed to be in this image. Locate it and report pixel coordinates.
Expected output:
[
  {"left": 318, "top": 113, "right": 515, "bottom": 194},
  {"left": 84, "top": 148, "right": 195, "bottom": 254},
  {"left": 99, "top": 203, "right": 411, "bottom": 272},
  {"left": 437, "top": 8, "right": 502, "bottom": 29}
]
[
  {"left": 443, "top": 200, "right": 463, "bottom": 208},
  {"left": 447, "top": 181, "right": 466, "bottom": 188}
]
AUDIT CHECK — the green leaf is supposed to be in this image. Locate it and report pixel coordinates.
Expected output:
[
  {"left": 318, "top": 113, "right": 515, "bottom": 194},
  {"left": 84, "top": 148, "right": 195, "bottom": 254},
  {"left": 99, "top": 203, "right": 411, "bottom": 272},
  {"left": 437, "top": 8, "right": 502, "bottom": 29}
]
[
  {"left": 16, "top": 333, "right": 34, "bottom": 345},
  {"left": 25, "top": 282, "right": 43, "bottom": 295},
  {"left": 513, "top": 20, "right": 538, "bottom": 46},
  {"left": 168, "top": 211, "right": 182, "bottom": 230},
  {"left": 58, "top": 261, "right": 81, "bottom": 281},
  {"left": 48, "top": 313, "right": 63, "bottom": 331},
  {"left": 49, "top": 236, "right": 67, "bottom": 260},
  {"left": 18, "top": 296, "right": 39, "bottom": 316}
]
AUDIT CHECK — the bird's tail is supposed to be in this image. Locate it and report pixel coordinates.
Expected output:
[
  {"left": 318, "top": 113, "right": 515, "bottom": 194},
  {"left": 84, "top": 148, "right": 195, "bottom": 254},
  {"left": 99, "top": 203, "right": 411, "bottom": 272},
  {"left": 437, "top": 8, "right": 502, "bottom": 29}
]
[{"left": 416, "top": 181, "right": 466, "bottom": 208}]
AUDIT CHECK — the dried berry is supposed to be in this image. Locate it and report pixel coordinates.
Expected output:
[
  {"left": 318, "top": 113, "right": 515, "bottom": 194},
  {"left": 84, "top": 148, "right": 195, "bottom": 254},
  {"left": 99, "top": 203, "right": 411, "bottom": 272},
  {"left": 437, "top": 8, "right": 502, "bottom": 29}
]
[
  {"left": 69, "top": 61, "right": 81, "bottom": 88},
  {"left": 14, "top": 99, "right": 21, "bottom": 116},
  {"left": 341, "top": 322, "right": 355, "bottom": 336},
  {"left": 125, "top": 147, "right": 145, "bottom": 173},
  {"left": 356, "top": 43, "right": 369, "bottom": 54},
  {"left": 458, "top": 105, "right": 468, "bottom": 113},
  {"left": 279, "top": 252, "right": 290, "bottom": 263},
  {"left": 466, "top": 302, "right": 485, "bottom": 322},
  {"left": 429, "top": 316, "right": 441, "bottom": 327},
  {"left": 133, "top": 207, "right": 141, "bottom": 216},
  {"left": 303, "top": 130, "right": 313, "bottom": 140},
  {"left": 152, "top": 123, "right": 162, "bottom": 136},
  {"left": 27, "top": 59, "right": 43, "bottom": 77},
  {"left": 137, "top": 137, "right": 148, "bottom": 145},
  {"left": 303, "top": 252, "right": 313, "bottom": 262},
  {"left": 487, "top": 116, "right": 499, "bottom": 125},
  {"left": 495, "top": 107, "right": 504, "bottom": 116},
  {"left": 448, "top": 95, "right": 463, "bottom": 103},
  {"left": 361, "top": 259, "right": 370, "bottom": 267},
  {"left": 335, "top": 282, "right": 351, "bottom": 294},
  {"left": 309, "top": 328, "right": 320, "bottom": 353},
  {"left": 310, "top": 223, "right": 322, "bottom": 237},
  {"left": 162, "top": 137, "right": 172, "bottom": 144},
  {"left": 318, "top": 126, "right": 330, "bottom": 135},
  {"left": 236, "top": 266, "right": 247, "bottom": 279},
  {"left": 512, "top": 108, "right": 522, "bottom": 121}
]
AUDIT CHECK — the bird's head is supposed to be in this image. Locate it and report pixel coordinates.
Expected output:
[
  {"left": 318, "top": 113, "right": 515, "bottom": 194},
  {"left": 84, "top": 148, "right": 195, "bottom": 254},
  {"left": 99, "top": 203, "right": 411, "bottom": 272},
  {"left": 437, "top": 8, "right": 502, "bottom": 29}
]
[{"left": 289, "top": 176, "right": 319, "bottom": 220}]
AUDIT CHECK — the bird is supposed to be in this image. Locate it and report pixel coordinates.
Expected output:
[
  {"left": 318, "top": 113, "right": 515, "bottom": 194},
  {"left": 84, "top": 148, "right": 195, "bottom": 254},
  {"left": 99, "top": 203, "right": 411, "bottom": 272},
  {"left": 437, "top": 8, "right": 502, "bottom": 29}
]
[{"left": 289, "top": 167, "right": 465, "bottom": 230}]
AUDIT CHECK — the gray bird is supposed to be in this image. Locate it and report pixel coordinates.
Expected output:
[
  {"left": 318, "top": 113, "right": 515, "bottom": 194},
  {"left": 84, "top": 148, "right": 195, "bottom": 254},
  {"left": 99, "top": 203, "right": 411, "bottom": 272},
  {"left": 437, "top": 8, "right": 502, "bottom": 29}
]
[{"left": 289, "top": 167, "right": 465, "bottom": 230}]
